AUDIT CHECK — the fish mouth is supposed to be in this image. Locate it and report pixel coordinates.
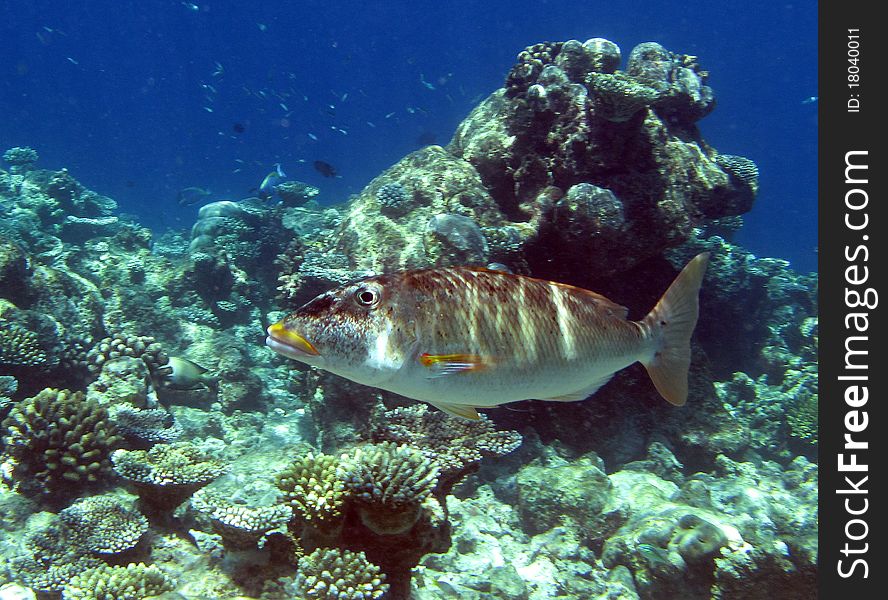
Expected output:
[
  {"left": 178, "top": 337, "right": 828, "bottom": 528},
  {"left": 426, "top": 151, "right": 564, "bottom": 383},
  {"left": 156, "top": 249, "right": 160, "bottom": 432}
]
[{"left": 266, "top": 322, "right": 320, "bottom": 359}]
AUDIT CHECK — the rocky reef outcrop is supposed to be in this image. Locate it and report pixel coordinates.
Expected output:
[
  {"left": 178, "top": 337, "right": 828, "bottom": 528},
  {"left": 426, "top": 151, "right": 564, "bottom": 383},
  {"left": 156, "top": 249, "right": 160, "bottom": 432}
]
[{"left": 332, "top": 38, "right": 756, "bottom": 286}]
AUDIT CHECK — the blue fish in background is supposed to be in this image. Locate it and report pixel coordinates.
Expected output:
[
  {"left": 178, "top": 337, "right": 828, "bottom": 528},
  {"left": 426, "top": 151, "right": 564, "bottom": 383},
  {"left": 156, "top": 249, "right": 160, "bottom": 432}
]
[{"left": 259, "top": 163, "right": 287, "bottom": 200}]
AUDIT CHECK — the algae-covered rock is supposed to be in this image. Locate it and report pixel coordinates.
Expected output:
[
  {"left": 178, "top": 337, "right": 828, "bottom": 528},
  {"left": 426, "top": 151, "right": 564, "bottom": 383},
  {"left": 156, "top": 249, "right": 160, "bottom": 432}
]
[{"left": 515, "top": 454, "right": 622, "bottom": 542}]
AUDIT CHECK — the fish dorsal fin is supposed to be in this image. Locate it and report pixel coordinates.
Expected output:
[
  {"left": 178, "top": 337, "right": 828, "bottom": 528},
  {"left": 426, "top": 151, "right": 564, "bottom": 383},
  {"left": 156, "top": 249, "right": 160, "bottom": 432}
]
[
  {"left": 429, "top": 401, "right": 481, "bottom": 420},
  {"left": 540, "top": 373, "right": 615, "bottom": 402}
]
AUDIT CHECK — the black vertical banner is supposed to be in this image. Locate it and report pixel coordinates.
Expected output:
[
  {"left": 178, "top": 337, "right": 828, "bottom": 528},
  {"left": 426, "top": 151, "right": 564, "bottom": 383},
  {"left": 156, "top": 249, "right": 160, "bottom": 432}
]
[{"left": 819, "top": 1, "right": 885, "bottom": 597}]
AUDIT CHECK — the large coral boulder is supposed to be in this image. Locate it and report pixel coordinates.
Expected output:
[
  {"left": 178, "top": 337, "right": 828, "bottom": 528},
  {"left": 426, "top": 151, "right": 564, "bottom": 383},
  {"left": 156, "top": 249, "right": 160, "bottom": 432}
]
[
  {"left": 330, "top": 38, "right": 756, "bottom": 283},
  {"left": 336, "top": 146, "right": 510, "bottom": 272}
]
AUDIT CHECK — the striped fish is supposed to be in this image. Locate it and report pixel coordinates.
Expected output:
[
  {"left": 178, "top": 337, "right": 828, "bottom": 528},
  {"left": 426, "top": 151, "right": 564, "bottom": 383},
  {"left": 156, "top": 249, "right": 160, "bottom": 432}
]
[{"left": 266, "top": 254, "right": 709, "bottom": 419}]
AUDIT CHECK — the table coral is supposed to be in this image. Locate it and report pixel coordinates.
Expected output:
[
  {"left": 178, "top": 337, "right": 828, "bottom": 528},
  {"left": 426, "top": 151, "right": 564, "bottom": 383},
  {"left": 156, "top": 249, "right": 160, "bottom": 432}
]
[
  {"left": 111, "top": 442, "right": 227, "bottom": 511},
  {"left": 191, "top": 487, "right": 292, "bottom": 549},
  {"left": 59, "top": 493, "right": 149, "bottom": 555}
]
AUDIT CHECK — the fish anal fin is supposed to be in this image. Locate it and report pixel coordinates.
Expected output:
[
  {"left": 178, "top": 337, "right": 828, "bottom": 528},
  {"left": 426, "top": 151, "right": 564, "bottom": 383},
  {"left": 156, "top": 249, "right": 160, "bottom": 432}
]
[
  {"left": 541, "top": 374, "right": 614, "bottom": 402},
  {"left": 429, "top": 401, "right": 481, "bottom": 420}
]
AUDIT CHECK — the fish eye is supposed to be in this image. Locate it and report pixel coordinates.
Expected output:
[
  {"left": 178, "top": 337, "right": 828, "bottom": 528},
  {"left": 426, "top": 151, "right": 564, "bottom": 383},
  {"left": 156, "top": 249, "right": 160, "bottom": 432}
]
[{"left": 354, "top": 287, "right": 379, "bottom": 307}]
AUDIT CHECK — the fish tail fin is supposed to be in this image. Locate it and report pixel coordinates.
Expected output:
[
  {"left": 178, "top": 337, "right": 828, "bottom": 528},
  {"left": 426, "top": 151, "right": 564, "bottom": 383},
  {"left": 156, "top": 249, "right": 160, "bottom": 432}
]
[{"left": 640, "top": 253, "right": 709, "bottom": 406}]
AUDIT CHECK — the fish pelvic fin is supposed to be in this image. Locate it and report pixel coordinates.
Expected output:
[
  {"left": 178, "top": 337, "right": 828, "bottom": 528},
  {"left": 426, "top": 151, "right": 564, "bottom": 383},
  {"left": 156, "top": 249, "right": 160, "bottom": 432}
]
[
  {"left": 428, "top": 401, "right": 481, "bottom": 420},
  {"left": 640, "top": 253, "right": 709, "bottom": 406}
]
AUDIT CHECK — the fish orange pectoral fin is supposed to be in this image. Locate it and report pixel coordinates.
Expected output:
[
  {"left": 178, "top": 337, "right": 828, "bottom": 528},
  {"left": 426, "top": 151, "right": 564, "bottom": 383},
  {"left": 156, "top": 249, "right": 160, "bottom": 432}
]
[{"left": 419, "top": 353, "right": 491, "bottom": 377}]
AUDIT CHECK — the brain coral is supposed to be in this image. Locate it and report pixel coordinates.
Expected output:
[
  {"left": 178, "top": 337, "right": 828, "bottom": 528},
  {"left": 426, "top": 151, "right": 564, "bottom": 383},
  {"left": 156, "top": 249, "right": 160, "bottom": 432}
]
[{"left": 1, "top": 388, "right": 122, "bottom": 499}]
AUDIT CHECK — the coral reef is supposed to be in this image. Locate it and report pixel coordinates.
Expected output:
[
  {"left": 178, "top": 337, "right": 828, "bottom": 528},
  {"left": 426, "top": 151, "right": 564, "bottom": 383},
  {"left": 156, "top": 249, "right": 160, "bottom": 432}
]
[
  {"left": 330, "top": 34, "right": 757, "bottom": 285},
  {"left": 0, "top": 31, "right": 815, "bottom": 598}
]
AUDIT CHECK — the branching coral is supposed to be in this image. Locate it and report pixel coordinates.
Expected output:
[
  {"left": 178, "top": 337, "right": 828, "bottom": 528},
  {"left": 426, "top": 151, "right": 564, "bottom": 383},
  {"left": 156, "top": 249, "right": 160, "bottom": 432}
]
[
  {"left": 1, "top": 388, "right": 122, "bottom": 499},
  {"left": 61, "top": 563, "right": 177, "bottom": 600},
  {"left": 59, "top": 494, "right": 149, "bottom": 555},
  {"left": 86, "top": 333, "right": 169, "bottom": 380},
  {"left": 275, "top": 452, "right": 347, "bottom": 530},
  {"left": 294, "top": 547, "right": 389, "bottom": 600},
  {"left": 339, "top": 442, "right": 439, "bottom": 535},
  {"left": 370, "top": 404, "right": 521, "bottom": 491}
]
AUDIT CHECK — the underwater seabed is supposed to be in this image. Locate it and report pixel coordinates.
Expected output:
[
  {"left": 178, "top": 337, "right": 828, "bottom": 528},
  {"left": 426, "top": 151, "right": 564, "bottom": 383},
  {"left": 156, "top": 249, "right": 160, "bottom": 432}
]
[{"left": 1, "top": 35, "right": 815, "bottom": 600}]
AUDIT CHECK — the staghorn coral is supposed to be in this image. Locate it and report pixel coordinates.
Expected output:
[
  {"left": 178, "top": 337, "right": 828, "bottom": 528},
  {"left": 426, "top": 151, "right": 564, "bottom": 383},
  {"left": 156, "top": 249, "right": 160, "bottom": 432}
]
[
  {"left": 191, "top": 487, "right": 292, "bottom": 549},
  {"left": 58, "top": 494, "right": 149, "bottom": 555},
  {"left": 111, "top": 442, "right": 227, "bottom": 511},
  {"left": 340, "top": 442, "right": 439, "bottom": 535},
  {"left": 370, "top": 404, "right": 522, "bottom": 491},
  {"left": 61, "top": 563, "right": 177, "bottom": 600},
  {"left": 1, "top": 388, "right": 122, "bottom": 499},
  {"left": 293, "top": 547, "right": 389, "bottom": 600},
  {"left": 275, "top": 452, "right": 347, "bottom": 529}
]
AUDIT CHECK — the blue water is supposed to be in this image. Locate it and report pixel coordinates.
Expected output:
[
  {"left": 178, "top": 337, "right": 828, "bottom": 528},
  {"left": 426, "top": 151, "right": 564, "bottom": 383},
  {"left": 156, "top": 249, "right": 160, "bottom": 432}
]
[{"left": 0, "top": 0, "right": 817, "bottom": 272}]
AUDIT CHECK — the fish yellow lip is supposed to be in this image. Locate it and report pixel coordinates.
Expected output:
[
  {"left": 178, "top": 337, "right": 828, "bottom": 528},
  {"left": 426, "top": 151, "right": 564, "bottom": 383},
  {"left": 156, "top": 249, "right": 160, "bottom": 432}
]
[{"left": 266, "top": 322, "right": 320, "bottom": 358}]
